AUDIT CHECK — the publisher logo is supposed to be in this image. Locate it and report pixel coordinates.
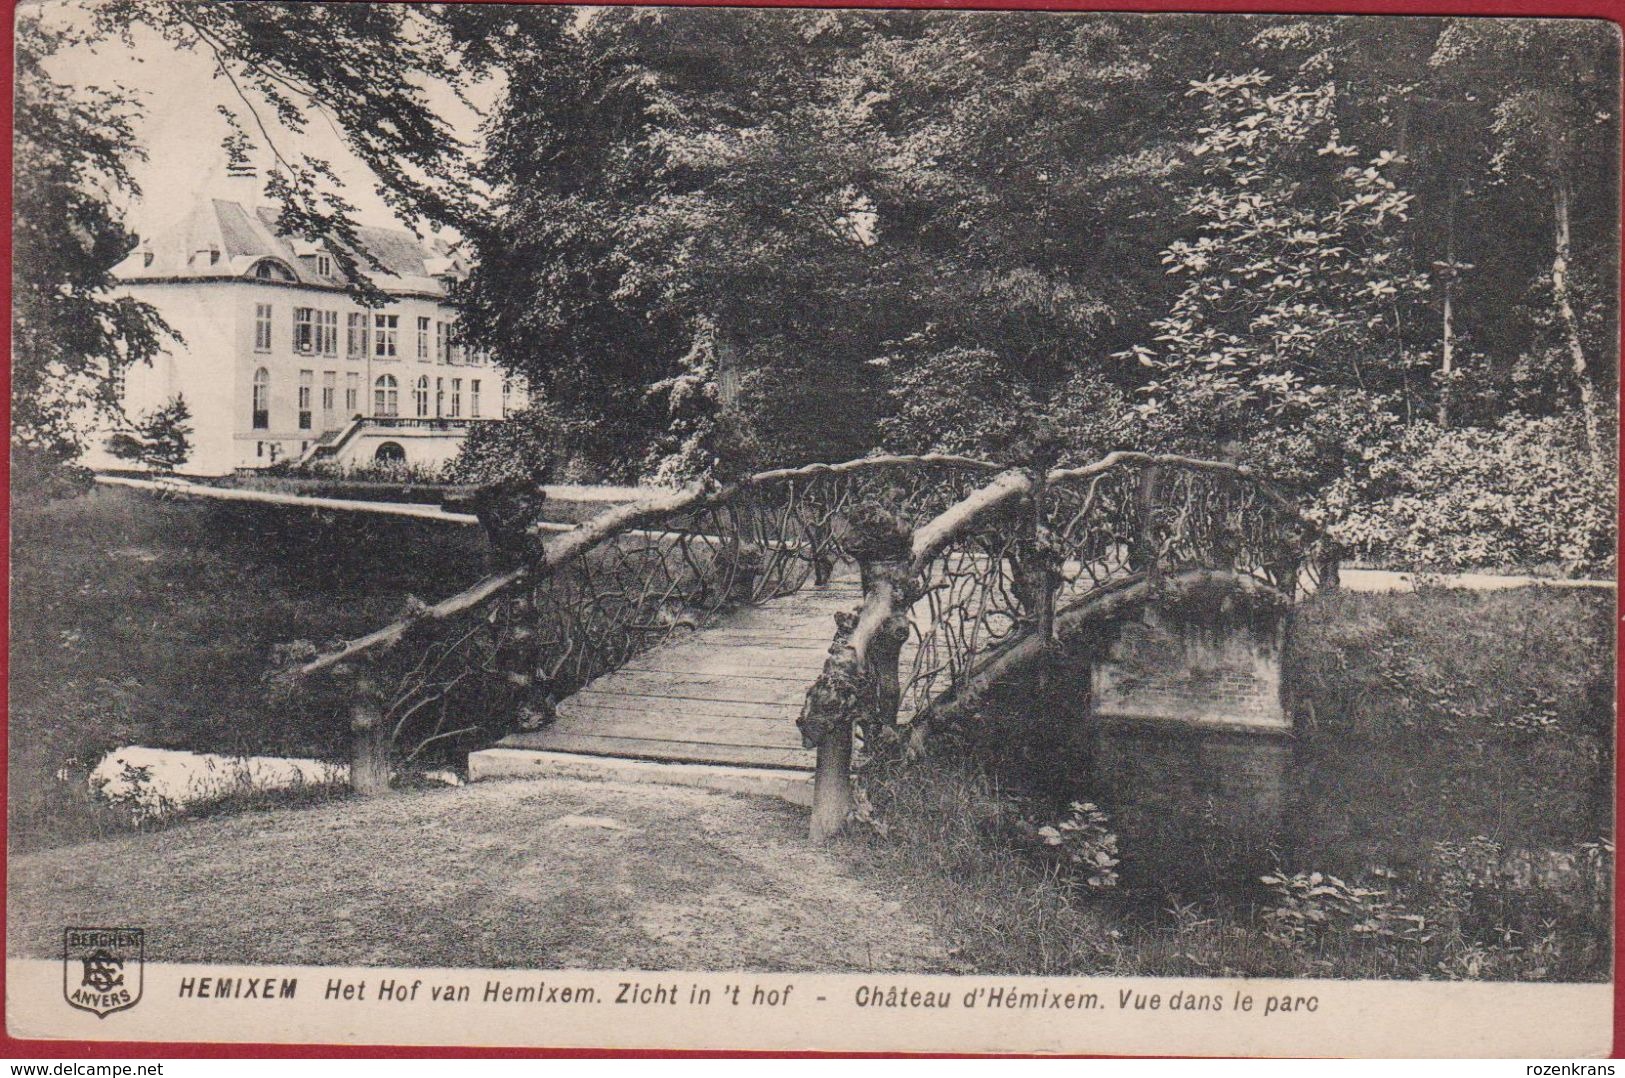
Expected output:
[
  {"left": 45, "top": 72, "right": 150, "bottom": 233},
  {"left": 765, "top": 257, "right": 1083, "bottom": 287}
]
[{"left": 63, "top": 927, "right": 143, "bottom": 1018}]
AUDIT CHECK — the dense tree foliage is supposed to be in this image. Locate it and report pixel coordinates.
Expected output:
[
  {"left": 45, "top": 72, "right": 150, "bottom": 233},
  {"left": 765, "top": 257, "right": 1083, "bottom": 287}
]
[
  {"left": 12, "top": 13, "right": 174, "bottom": 491},
  {"left": 1130, "top": 71, "right": 1431, "bottom": 489},
  {"left": 26, "top": 7, "right": 1621, "bottom": 567}
]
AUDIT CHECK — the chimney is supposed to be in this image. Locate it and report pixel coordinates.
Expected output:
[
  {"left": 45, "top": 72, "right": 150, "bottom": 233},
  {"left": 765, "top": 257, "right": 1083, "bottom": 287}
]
[{"left": 224, "top": 161, "right": 263, "bottom": 210}]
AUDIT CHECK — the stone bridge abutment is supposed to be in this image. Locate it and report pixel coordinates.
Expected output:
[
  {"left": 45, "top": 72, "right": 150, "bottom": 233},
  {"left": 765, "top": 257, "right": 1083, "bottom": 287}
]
[{"left": 1083, "top": 584, "right": 1294, "bottom": 867}]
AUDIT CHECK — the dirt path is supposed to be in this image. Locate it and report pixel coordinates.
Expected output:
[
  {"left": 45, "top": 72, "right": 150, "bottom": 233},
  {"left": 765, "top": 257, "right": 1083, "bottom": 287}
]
[
  {"left": 8, "top": 777, "right": 948, "bottom": 972},
  {"left": 1339, "top": 567, "right": 1614, "bottom": 592}
]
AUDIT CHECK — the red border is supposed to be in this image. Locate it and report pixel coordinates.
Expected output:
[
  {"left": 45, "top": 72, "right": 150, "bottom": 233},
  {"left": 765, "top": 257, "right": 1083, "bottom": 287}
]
[{"left": 1, "top": 0, "right": 1621, "bottom": 1059}]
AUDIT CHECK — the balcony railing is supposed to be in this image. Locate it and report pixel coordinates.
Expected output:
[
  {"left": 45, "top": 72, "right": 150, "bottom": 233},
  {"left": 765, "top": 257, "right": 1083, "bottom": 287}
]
[{"left": 366, "top": 417, "right": 498, "bottom": 431}]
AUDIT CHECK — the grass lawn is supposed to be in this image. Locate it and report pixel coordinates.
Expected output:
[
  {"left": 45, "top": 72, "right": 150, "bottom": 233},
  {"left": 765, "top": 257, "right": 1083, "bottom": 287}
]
[
  {"left": 1285, "top": 586, "right": 1614, "bottom": 870},
  {"left": 8, "top": 485, "right": 490, "bottom": 851},
  {"left": 6, "top": 776, "right": 947, "bottom": 972}
]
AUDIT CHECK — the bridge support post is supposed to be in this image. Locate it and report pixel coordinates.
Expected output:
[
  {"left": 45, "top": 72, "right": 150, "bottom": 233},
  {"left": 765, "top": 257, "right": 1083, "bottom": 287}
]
[
  {"left": 462, "top": 478, "right": 556, "bottom": 726},
  {"left": 809, "top": 713, "right": 856, "bottom": 843},
  {"left": 800, "top": 501, "right": 915, "bottom": 842},
  {"left": 334, "top": 661, "right": 393, "bottom": 796},
  {"left": 452, "top": 477, "right": 551, "bottom": 569},
  {"left": 804, "top": 612, "right": 861, "bottom": 842},
  {"left": 1131, "top": 464, "right": 1163, "bottom": 584},
  {"left": 853, "top": 505, "right": 916, "bottom": 751},
  {"left": 1020, "top": 425, "right": 1063, "bottom": 652}
]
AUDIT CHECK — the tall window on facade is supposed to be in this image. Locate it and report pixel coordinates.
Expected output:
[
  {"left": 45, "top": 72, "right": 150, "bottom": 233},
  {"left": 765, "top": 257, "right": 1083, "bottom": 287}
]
[
  {"left": 322, "top": 371, "right": 337, "bottom": 425},
  {"left": 417, "top": 317, "right": 431, "bottom": 361},
  {"left": 345, "top": 372, "right": 360, "bottom": 415},
  {"left": 373, "top": 314, "right": 399, "bottom": 358},
  {"left": 319, "top": 310, "right": 339, "bottom": 356},
  {"left": 435, "top": 377, "right": 445, "bottom": 418},
  {"left": 374, "top": 374, "right": 399, "bottom": 417},
  {"left": 252, "top": 367, "right": 270, "bottom": 429},
  {"left": 414, "top": 376, "right": 430, "bottom": 418},
  {"left": 436, "top": 321, "right": 447, "bottom": 364},
  {"left": 470, "top": 379, "right": 481, "bottom": 418},
  {"left": 501, "top": 378, "right": 512, "bottom": 417},
  {"left": 254, "top": 305, "right": 273, "bottom": 352},
  {"left": 297, "top": 370, "right": 313, "bottom": 430},
  {"left": 347, "top": 313, "right": 366, "bottom": 358},
  {"left": 450, "top": 378, "right": 463, "bottom": 418},
  {"left": 293, "top": 308, "right": 316, "bottom": 353}
]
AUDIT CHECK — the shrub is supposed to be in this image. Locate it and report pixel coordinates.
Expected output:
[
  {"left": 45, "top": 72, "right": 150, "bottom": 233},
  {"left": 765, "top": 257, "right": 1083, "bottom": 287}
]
[
  {"left": 1259, "top": 868, "right": 1428, "bottom": 946},
  {"left": 106, "top": 394, "right": 193, "bottom": 472},
  {"left": 641, "top": 405, "right": 764, "bottom": 486},
  {"left": 288, "top": 458, "right": 451, "bottom": 486},
  {"left": 445, "top": 401, "right": 622, "bottom": 486},
  {"left": 1255, "top": 837, "right": 1611, "bottom": 982},
  {"left": 1022, "top": 801, "right": 1121, "bottom": 888},
  {"left": 1285, "top": 588, "right": 1613, "bottom": 878},
  {"left": 227, "top": 471, "right": 469, "bottom": 505},
  {"left": 1322, "top": 414, "right": 1614, "bottom": 576}
]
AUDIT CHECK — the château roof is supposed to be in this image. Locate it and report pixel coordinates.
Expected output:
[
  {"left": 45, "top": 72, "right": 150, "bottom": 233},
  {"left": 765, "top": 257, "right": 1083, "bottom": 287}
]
[{"left": 113, "top": 198, "right": 466, "bottom": 300}]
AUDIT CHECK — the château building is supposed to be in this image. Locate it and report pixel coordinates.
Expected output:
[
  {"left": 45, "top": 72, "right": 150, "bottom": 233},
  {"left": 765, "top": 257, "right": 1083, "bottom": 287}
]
[{"left": 104, "top": 187, "right": 524, "bottom": 475}]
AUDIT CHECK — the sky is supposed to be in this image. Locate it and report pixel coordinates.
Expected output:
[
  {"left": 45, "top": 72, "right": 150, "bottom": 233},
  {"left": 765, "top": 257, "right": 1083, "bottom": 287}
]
[{"left": 30, "top": 0, "right": 494, "bottom": 242}]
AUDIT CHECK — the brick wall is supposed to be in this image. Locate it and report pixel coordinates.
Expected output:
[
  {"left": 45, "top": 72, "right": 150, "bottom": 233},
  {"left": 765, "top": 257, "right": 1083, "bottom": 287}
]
[
  {"left": 1087, "top": 723, "right": 1292, "bottom": 881},
  {"left": 1082, "top": 597, "right": 1294, "bottom": 882},
  {"left": 1091, "top": 604, "right": 1289, "bottom": 733}
]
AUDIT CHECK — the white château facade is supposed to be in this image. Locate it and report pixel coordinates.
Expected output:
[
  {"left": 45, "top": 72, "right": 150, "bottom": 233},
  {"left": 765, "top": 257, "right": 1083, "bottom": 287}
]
[{"left": 103, "top": 192, "right": 525, "bottom": 476}]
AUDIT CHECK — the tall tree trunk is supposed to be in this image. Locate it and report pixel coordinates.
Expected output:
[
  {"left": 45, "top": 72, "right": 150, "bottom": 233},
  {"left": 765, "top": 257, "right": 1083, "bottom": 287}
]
[
  {"left": 1551, "top": 178, "right": 1605, "bottom": 469},
  {"left": 1439, "top": 189, "right": 1456, "bottom": 429},
  {"left": 715, "top": 333, "right": 741, "bottom": 410},
  {"left": 1439, "top": 282, "right": 1454, "bottom": 429}
]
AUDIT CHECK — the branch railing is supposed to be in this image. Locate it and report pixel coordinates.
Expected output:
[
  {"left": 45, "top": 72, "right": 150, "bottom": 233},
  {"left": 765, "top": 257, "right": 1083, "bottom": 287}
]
[
  {"left": 269, "top": 447, "right": 1337, "bottom": 840},
  {"left": 796, "top": 452, "right": 1341, "bottom": 839},
  {"left": 271, "top": 454, "right": 1000, "bottom": 792}
]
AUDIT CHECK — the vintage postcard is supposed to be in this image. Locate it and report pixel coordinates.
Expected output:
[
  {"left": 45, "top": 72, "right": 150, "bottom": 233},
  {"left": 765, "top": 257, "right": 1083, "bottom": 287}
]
[{"left": 6, "top": 0, "right": 1618, "bottom": 1057}]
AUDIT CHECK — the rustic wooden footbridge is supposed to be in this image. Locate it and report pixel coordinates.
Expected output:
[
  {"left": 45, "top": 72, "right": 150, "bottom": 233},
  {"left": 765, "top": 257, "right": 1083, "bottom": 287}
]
[{"left": 282, "top": 449, "right": 1341, "bottom": 839}]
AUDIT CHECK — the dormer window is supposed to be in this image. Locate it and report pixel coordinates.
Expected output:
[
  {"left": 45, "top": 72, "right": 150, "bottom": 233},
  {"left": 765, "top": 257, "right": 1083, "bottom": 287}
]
[
  {"left": 253, "top": 259, "right": 295, "bottom": 282},
  {"left": 316, "top": 254, "right": 333, "bottom": 277},
  {"left": 142, "top": 251, "right": 154, "bottom": 268}
]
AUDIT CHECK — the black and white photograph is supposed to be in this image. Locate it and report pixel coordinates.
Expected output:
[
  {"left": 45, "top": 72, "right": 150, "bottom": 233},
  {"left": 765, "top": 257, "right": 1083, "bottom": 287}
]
[{"left": 5, "top": 0, "right": 1619, "bottom": 1056}]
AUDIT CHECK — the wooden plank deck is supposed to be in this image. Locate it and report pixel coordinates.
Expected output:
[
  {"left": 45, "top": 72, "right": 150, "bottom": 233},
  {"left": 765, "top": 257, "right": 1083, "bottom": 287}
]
[{"left": 494, "top": 579, "right": 865, "bottom": 771}]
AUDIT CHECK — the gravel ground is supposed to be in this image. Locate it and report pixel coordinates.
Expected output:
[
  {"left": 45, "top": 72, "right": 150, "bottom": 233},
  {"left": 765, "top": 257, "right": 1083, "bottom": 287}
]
[{"left": 7, "top": 776, "right": 948, "bottom": 973}]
